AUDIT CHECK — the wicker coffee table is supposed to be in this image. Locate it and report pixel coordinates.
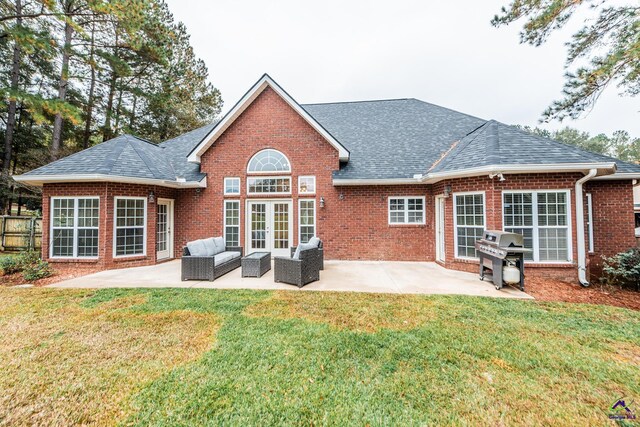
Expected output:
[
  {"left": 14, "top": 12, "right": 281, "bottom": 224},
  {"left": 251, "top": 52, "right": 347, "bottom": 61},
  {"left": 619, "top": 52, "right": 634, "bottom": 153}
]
[{"left": 241, "top": 252, "right": 271, "bottom": 278}]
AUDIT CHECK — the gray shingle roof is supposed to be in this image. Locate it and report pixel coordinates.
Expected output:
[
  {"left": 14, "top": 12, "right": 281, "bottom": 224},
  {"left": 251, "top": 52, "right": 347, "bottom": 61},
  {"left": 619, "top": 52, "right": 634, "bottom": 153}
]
[
  {"left": 23, "top": 135, "right": 177, "bottom": 180},
  {"left": 159, "top": 122, "right": 218, "bottom": 182},
  {"left": 20, "top": 97, "right": 640, "bottom": 184},
  {"left": 430, "top": 120, "right": 640, "bottom": 174},
  {"left": 301, "top": 99, "right": 487, "bottom": 180}
]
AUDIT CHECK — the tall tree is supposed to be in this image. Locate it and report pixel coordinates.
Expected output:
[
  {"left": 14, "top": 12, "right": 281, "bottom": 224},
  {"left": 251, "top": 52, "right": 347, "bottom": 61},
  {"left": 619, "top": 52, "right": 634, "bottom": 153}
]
[{"left": 493, "top": 1, "right": 639, "bottom": 121}]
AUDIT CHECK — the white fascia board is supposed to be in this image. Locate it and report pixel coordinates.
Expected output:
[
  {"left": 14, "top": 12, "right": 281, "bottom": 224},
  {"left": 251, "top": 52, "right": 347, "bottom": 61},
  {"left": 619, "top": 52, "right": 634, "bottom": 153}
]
[
  {"left": 13, "top": 174, "right": 207, "bottom": 189},
  {"left": 332, "top": 163, "right": 617, "bottom": 186},
  {"left": 423, "top": 163, "right": 617, "bottom": 183},
  {"left": 592, "top": 172, "right": 640, "bottom": 180},
  {"left": 187, "top": 74, "right": 350, "bottom": 163}
]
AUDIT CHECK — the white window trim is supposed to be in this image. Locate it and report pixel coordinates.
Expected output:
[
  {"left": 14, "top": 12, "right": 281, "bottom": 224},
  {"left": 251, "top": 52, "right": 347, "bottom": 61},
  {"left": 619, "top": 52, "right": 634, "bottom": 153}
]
[
  {"left": 50, "top": 196, "right": 100, "bottom": 259},
  {"left": 586, "top": 193, "right": 594, "bottom": 253},
  {"left": 223, "top": 200, "right": 241, "bottom": 246},
  {"left": 501, "top": 189, "right": 573, "bottom": 264},
  {"left": 113, "top": 196, "right": 147, "bottom": 258},
  {"left": 298, "top": 175, "right": 316, "bottom": 195},
  {"left": 247, "top": 176, "right": 292, "bottom": 196},
  {"left": 298, "top": 198, "right": 317, "bottom": 244},
  {"left": 246, "top": 149, "right": 292, "bottom": 174},
  {"left": 223, "top": 177, "right": 241, "bottom": 195},
  {"left": 453, "top": 191, "right": 486, "bottom": 260},
  {"left": 387, "top": 196, "right": 426, "bottom": 225}
]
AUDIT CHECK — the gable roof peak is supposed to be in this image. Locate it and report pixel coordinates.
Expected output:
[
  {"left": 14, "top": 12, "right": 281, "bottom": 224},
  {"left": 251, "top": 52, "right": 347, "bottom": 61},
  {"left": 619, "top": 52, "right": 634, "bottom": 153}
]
[{"left": 187, "top": 73, "right": 350, "bottom": 163}]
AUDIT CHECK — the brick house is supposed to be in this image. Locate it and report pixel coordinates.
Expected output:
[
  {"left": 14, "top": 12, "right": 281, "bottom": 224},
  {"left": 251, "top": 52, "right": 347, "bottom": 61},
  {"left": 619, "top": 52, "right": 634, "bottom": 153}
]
[{"left": 14, "top": 74, "right": 640, "bottom": 284}]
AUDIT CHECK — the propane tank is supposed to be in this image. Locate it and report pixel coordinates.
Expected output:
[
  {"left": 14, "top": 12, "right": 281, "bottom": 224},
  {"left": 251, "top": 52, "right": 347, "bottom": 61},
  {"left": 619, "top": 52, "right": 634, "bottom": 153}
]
[{"left": 502, "top": 261, "right": 521, "bottom": 285}]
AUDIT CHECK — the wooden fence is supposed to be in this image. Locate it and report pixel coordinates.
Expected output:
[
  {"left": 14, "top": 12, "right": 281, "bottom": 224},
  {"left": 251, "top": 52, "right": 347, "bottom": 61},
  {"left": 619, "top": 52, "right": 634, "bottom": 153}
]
[{"left": 0, "top": 216, "right": 42, "bottom": 251}]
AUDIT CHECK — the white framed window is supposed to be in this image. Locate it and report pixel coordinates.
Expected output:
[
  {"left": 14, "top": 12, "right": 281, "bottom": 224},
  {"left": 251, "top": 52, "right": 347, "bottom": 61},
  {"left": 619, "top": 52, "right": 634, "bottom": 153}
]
[
  {"left": 51, "top": 197, "right": 99, "bottom": 258},
  {"left": 247, "top": 176, "right": 291, "bottom": 195},
  {"left": 298, "top": 176, "right": 316, "bottom": 195},
  {"left": 224, "top": 177, "right": 240, "bottom": 195},
  {"left": 454, "top": 192, "right": 485, "bottom": 259},
  {"left": 247, "top": 149, "right": 291, "bottom": 173},
  {"left": 388, "top": 197, "right": 425, "bottom": 225},
  {"left": 586, "top": 193, "right": 594, "bottom": 253},
  {"left": 224, "top": 200, "right": 240, "bottom": 246},
  {"left": 503, "top": 190, "right": 572, "bottom": 262},
  {"left": 299, "top": 199, "right": 316, "bottom": 244},
  {"left": 114, "top": 197, "right": 147, "bottom": 257}
]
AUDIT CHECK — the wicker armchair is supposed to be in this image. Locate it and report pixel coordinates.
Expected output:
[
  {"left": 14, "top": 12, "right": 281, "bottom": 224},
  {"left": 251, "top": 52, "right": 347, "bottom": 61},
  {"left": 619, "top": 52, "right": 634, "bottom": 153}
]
[
  {"left": 274, "top": 247, "right": 322, "bottom": 287},
  {"left": 181, "top": 246, "right": 243, "bottom": 281},
  {"left": 290, "top": 240, "right": 324, "bottom": 270}
]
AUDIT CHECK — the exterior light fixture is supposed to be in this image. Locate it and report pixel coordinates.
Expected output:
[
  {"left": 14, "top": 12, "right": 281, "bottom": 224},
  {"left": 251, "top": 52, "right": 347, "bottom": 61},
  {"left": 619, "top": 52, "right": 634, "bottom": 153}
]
[
  {"left": 339, "top": 193, "right": 344, "bottom": 200},
  {"left": 444, "top": 185, "right": 452, "bottom": 198},
  {"left": 320, "top": 197, "right": 325, "bottom": 208},
  {"left": 148, "top": 190, "right": 155, "bottom": 203}
]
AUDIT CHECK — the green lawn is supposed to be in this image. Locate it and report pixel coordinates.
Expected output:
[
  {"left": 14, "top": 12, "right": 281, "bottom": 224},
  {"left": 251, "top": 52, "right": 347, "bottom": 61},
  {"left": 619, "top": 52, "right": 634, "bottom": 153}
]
[{"left": 1, "top": 289, "right": 638, "bottom": 426}]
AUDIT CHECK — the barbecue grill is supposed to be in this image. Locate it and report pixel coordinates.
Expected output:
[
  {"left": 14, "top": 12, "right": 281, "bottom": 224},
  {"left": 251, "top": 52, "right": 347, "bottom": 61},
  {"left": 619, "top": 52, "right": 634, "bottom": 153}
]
[{"left": 475, "top": 230, "right": 532, "bottom": 291}]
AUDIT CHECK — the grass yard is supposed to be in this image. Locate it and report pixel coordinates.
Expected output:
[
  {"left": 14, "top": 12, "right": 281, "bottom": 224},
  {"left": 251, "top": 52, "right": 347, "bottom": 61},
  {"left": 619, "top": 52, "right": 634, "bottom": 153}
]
[{"left": 1, "top": 289, "right": 638, "bottom": 426}]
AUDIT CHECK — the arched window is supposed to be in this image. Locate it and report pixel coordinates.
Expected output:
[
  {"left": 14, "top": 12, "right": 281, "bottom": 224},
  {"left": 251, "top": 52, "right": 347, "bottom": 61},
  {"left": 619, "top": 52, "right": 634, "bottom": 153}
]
[{"left": 247, "top": 149, "right": 291, "bottom": 173}]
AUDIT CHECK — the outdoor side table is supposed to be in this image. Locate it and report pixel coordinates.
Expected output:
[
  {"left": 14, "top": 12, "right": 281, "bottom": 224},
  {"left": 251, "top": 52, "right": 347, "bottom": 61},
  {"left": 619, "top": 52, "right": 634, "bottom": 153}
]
[{"left": 241, "top": 252, "right": 271, "bottom": 278}]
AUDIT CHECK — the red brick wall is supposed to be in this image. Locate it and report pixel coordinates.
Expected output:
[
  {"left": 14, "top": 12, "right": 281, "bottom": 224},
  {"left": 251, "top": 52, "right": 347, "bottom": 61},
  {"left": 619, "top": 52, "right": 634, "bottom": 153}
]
[
  {"left": 39, "top": 86, "right": 638, "bottom": 286},
  {"left": 585, "top": 180, "right": 636, "bottom": 279},
  {"left": 42, "top": 182, "right": 176, "bottom": 273}
]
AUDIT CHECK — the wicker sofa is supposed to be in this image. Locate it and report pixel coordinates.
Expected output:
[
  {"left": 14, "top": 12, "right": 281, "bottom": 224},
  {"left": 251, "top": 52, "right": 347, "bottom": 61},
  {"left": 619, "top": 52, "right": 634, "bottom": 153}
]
[
  {"left": 181, "top": 237, "right": 243, "bottom": 281},
  {"left": 274, "top": 246, "right": 322, "bottom": 287}
]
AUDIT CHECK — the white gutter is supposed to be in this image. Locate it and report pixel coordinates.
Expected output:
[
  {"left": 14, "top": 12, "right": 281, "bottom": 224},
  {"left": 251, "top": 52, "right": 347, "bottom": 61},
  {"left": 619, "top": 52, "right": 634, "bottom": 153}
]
[
  {"left": 575, "top": 169, "right": 598, "bottom": 287},
  {"left": 12, "top": 174, "right": 207, "bottom": 189},
  {"left": 333, "top": 162, "right": 617, "bottom": 186}
]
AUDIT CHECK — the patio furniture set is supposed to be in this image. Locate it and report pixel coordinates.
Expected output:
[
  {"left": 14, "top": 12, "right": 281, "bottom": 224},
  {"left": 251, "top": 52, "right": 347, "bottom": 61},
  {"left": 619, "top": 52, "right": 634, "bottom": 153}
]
[{"left": 181, "top": 236, "right": 324, "bottom": 287}]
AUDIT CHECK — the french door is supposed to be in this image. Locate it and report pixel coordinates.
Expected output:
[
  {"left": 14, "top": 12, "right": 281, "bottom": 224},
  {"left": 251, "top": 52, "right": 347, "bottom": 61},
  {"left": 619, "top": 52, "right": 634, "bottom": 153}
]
[
  {"left": 246, "top": 200, "right": 293, "bottom": 257},
  {"left": 156, "top": 199, "right": 174, "bottom": 260},
  {"left": 435, "top": 195, "right": 446, "bottom": 262}
]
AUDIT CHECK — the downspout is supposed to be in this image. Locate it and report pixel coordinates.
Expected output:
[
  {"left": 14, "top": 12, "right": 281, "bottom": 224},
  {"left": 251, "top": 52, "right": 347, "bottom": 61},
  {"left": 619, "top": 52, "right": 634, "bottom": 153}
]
[{"left": 575, "top": 169, "right": 598, "bottom": 286}]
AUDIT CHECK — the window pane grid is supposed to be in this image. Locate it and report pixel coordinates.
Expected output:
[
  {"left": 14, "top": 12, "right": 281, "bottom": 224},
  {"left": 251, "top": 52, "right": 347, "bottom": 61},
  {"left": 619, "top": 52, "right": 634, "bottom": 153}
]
[
  {"left": 247, "top": 177, "right": 291, "bottom": 194},
  {"left": 503, "top": 191, "right": 570, "bottom": 262},
  {"left": 224, "top": 177, "right": 240, "bottom": 195},
  {"left": 455, "top": 194, "right": 485, "bottom": 258},
  {"left": 115, "top": 198, "right": 145, "bottom": 256},
  {"left": 224, "top": 201, "right": 240, "bottom": 246},
  {"left": 299, "top": 200, "right": 316, "bottom": 243},
  {"left": 298, "top": 176, "right": 316, "bottom": 194},
  {"left": 388, "top": 197, "right": 425, "bottom": 224},
  {"left": 51, "top": 198, "right": 99, "bottom": 258}
]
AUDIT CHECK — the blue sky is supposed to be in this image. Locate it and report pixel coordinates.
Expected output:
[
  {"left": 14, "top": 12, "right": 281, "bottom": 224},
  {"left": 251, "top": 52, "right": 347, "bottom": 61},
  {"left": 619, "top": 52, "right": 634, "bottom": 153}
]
[{"left": 166, "top": 0, "right": 639, "bottom": 136}]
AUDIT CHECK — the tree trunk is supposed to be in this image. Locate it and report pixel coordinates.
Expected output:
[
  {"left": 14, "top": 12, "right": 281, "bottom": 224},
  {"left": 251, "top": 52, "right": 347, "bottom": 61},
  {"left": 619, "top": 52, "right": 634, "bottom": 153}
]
[
  {"left": 82, "top": 22, "right": 97, "bottom": 149},
  {"left": 3, "top": 0, "right": 21, "bottom": 173},
  {"left": 113, "top": 87, "right": 123, "bottom": 135},
  {"left": 51, "top": 14, "right": 74, "bottom": 160},
  {"left": 102, "top": 31, "right": 118, "bottom": 142},
  {"left": 102, "top": 72, "right": 116, "bottom": 141},
  {"left": 129, "top": 91, "right": 137, "bottom": 129},
  {"left": 1, "top": 0, "right": 22, "bottom": 214}
]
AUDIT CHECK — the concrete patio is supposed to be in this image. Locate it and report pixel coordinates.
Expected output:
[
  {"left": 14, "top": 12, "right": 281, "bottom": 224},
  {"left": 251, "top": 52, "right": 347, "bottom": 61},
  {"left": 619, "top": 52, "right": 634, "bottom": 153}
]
[{"left": 49, "top": 260, "right": 532, "bottom": 299}]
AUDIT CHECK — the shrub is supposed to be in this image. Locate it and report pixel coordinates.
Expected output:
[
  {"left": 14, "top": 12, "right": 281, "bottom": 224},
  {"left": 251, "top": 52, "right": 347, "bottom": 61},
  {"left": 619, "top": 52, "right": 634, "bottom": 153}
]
[
  {"left": 16, "top": 250, "right": 42, "bottom": 269},
  {"left": 601, "top": 247, "right": 640, "bottom": 290},
  {"left": 22, "top": 259, "right": 52, "bottom": 282},
  {"left": 0, "top": 251, "right": 53, "bottom": 282},
  {"left": 0, "top": 255, "right": 21, "bottom": 275}
]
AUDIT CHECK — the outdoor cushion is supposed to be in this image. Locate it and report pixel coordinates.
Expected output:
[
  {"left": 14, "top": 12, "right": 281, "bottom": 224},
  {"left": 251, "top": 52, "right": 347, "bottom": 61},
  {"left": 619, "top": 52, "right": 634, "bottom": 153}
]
[
  {"left": 293, "top": 242, "right": 316, "bottom": 260},
  {"left": 186, "top": 239, "right": 208, "bottom": 257},
  {"left": 214, "top": 251, "right": 241, "bottom": 266},
  {"left": 213, "top": 237, "right": 226, "bottom": 255},
  {"left": 308, "top": 236, "right": 321, "bottom": 248},
  {"left": 202, "top": 237, "right": 217, "bottom": 256}
]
